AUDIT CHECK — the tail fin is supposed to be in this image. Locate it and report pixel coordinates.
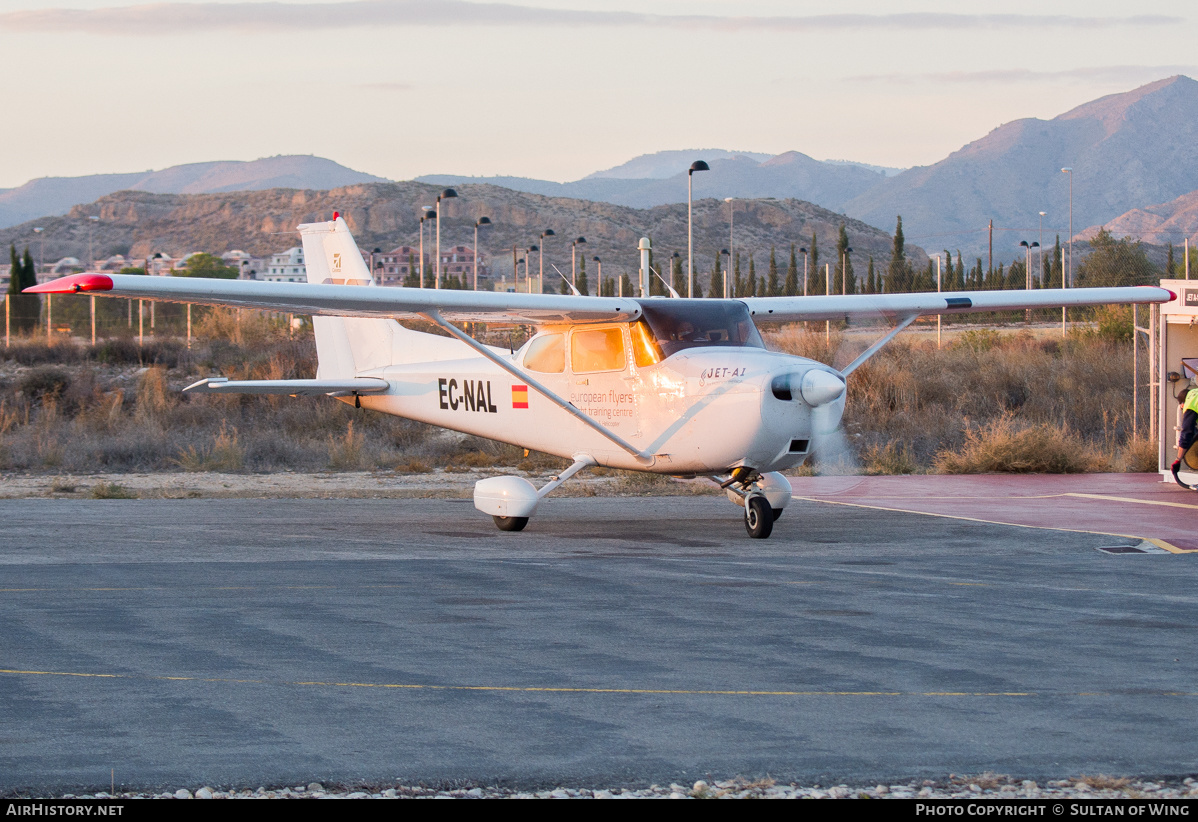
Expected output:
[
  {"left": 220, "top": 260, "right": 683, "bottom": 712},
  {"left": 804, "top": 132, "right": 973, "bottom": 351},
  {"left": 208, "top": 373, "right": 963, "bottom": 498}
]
[{"left": 299, "top": 215, "right": 396, "bottom": 378}]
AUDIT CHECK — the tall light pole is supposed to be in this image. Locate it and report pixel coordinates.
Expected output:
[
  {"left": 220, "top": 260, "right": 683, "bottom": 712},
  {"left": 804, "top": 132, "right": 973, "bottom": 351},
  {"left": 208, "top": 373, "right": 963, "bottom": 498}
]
[
  {"left": 32, "top": 227, "right": 44, "bottom": 280},
  {"left": 1061, "top": 167, "right": 1073, "bottom": 337},
  {"left": 525, "top": 245, "right": 539, "bottom": 293},
  {"left": 571, "top": 236, "right": 586, "bottom": 290},
  {"left": 419, "top": 206, "right": 433, "bottom": 288},
  {"left": 87, "top": 217, "right": 100, "bottom": 345},
  {"left": 1038, "top": 211, "right": 1046, "bottom": 287},
  {"left": 434, "top": 188, "right": 457, "bottom": 289},
  {"left": 473, "top": 216, "right": 491, "bottom": 291},
  {"left": 841, "top": 246, "right": 853, "bottom": 295},
  {"left": 933, "top": 253, "right": 942, "bottom": 349},
  {"left": 799, "top": 247, "right": 808, "bottom": 296},
  {"left": 592, "top": 256, "right": 602, "bottom": 295},
  {"left": 539, "top": 229, "right": 555, "bottom": 294},
  {"left": 724, "top": 197, "right": 735, "bottom": 297},
  {"left": 687, "top": 160, "right": 709, "bottom": 298},
  {"left": 1020, "top": 240, "right": 1038, "bottom": 323},
  {"left": 719, "top": 249, "right": 730, "bottom": 298}
]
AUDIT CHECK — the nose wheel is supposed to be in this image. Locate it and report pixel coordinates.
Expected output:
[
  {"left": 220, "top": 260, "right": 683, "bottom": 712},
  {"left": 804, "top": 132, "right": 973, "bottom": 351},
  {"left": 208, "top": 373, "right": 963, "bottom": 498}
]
[{"left": 744, "top": 495, "right": 773, "bottom": 539}]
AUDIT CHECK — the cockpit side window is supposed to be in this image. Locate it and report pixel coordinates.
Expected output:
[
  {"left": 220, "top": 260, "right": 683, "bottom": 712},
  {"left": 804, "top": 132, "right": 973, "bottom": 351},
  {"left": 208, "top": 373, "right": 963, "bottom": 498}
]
[
  {"left": 570, "top": 327, "right": 627, "bottom": 373},
  {"left": 630, "top": 320, "right": 663, "bottom": 368},
  {"left": 523, "top": 333, "right": 565, "bottom": 373}
]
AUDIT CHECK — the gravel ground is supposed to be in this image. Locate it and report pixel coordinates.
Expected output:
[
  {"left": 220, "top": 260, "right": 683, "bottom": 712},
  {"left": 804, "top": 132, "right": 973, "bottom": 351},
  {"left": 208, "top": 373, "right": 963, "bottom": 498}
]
[{"left": 39, "top": 776, "right": 1198, "bottom": 799}]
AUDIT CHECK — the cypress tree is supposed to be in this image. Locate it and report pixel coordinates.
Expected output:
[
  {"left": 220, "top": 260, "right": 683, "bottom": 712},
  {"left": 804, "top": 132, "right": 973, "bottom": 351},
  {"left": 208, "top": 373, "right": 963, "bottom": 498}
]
[
  {"left": 954, "top": 251, "right": 964, "bottom": 291},
  {"left": 7, "top": 244, "right": 39, "bottom": 334},
  {"left": 709, "top": 252, "right": 723, "bottom": 298},
  {"left": 809, "top": 232, "right": 819, "bottom": 291},
  {"left": 767, "top": 246, "right": 780, "bottom": 297},
  {"left": 1167, "top": 243, "right": 1176, "bottom": 278},
  {"left": 784, "top": 245, "right": 798, "bottom": 297},
  {"left": 864, "top": 257, "right": 876, "bottom": 294},
  {"left": 577, "top": 256, "right": 589, "bottom": 296},
  {"left": 747, "top": 254, "right": 757, "bottom": 298},
  {"left": 888, "top": 216, "right": 910, "bottom": 293},
  {"left": 620, "top": 272, "right": 634, "bottom": 297},
  {"left": 733, "top": 252, "right": 743, "bottom": 297},
  {"left": 670, "top": 257, "right": 690, "bottom": 299}
]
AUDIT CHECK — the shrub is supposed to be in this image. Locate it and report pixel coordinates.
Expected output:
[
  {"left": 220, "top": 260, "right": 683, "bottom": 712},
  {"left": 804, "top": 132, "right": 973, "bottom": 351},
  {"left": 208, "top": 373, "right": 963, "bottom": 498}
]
[
  {"left": 89, "top": 482, "right": 137, "bottom": 499},
  {"left": 933, "top": 415, "right": 1108, "bottom": 474},
  {"left": 18, "top": 366, "right": 70, "bottom": 401}
]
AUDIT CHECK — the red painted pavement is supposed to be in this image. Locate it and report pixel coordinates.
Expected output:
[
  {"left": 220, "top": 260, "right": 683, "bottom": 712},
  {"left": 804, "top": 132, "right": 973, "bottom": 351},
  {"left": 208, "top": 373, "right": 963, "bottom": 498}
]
[{"left": 789, "top": 473, "right": 1198, "bottom": 552}]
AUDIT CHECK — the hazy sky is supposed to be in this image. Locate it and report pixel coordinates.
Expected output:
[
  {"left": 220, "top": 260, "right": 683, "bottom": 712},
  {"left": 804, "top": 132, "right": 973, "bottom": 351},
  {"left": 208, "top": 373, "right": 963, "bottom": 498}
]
[{"left": 0, "top": 0, "right": 1192, "bottom": 189}]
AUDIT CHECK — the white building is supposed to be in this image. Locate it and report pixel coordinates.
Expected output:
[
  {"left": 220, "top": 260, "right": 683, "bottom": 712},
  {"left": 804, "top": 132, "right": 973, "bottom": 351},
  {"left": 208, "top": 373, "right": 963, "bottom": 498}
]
[{"left": 264, "top": 247, "right": 306, "bottom": 282}]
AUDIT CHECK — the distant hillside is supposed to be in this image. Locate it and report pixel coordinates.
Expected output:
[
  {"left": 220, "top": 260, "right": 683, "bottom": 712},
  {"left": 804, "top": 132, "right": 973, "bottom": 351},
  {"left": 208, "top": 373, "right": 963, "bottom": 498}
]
[
  {"left": 583, "top": 149, "right": 773, "bottom": 180},
  {"left": 418, "top": 149, "right": 887, "bottom": 212},
  {"left": 1080, "top": 188, "right": 1198, "bottom": 246},
  {"left": 844, "top": 76, "right": 1198, "bottom": 261},
  {"left": 0, "top": 183, "right": 910, "bottom": 288},
  {"left": 0, "top": 156, "right": 387, "bottom": 230}
]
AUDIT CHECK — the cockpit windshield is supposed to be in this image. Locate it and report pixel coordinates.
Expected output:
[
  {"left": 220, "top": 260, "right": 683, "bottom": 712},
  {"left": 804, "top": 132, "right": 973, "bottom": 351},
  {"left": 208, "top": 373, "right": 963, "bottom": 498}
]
[{"left": 635, "top": 300, "right": 765, "bottom": 358}]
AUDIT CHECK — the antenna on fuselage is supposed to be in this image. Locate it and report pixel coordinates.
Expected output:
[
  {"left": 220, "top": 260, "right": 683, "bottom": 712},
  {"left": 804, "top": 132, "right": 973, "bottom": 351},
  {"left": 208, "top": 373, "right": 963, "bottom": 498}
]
[{"left": 549, "top": 264, "right": 583, "bottom": 297}]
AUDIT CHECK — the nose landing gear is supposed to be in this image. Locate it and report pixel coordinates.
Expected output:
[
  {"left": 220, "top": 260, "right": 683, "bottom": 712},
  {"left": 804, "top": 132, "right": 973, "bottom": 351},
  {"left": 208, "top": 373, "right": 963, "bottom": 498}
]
[
  {"left": 714, "top": 470, "right": 792, "bottom": 539},
  {"left": 743, "top": 495, "right": 773, "bottom": 539}
]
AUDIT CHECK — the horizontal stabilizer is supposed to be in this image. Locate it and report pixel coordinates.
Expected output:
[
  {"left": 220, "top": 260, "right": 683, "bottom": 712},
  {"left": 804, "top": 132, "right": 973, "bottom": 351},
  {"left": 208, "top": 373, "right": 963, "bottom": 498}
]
[{"left": 184, "top": 377, "right": 389, "bottom": 396}]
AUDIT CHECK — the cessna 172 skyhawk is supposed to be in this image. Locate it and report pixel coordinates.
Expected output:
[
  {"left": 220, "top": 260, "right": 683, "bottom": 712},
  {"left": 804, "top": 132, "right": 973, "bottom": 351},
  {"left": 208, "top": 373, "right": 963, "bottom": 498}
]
[{"left": 29, "top": 216, "right": 1172, "bottom": 538}]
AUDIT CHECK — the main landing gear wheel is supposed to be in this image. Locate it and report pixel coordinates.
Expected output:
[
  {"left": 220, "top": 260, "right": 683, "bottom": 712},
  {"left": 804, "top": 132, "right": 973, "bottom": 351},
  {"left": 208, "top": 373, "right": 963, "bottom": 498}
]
[
  {"left": 493, "top": 515, "right": 529, "bottom": 532},
  {"left": 744, "top": 495, "right": 773, "bottom": 539}
]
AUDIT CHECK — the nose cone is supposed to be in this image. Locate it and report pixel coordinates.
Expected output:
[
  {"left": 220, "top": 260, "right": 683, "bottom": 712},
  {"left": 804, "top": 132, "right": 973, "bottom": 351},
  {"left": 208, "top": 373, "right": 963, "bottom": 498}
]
[{"left": 799, "top": 370, "right": 845, "bottom": 407}]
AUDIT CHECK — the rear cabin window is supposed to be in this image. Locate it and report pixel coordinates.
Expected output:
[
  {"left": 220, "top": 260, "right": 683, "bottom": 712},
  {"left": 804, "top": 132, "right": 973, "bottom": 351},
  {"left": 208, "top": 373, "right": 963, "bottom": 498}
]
[
  {"left": 570, "top": 327, "right": 627, "bottom": 373},
  {"left": 523, "top": 333, "right": 565, "bottom": 373}
]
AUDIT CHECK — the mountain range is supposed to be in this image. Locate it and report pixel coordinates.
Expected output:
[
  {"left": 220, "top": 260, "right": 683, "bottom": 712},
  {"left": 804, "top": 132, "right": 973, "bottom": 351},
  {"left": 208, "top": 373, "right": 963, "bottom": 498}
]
[
  {"left": 5, "top": 76, "right": 1198, "bottom": 268},
  {"left": 0, "top": 156, "right": 386, "bottom": 231}
]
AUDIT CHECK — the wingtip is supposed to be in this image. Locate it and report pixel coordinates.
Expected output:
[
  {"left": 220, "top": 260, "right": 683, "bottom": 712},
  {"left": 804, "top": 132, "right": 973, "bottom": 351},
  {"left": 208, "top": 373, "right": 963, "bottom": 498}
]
[{"left": 24, "top": 273, "right": 114, "bottom": 294}]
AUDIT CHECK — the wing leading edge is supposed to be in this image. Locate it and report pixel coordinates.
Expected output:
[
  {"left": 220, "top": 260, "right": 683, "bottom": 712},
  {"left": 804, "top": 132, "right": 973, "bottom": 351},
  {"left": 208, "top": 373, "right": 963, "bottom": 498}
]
[{"left": 741, "top": 287, "right": 1173, "bottom": 322}]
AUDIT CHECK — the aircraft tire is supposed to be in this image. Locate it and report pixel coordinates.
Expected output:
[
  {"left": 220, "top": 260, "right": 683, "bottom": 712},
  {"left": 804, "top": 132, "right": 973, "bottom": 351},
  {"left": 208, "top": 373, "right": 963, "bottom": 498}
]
[
  {"left": 744, "top": 495, "right": 773, "bottom": 539},
  {"left": 493, "top": 515, "right": 529, "bottom": 532}
]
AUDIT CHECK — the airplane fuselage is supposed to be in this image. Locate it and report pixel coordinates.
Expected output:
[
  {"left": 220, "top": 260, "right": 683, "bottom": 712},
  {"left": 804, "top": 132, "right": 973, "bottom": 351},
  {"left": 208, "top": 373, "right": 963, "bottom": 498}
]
[{"left": 357, "top": 321, "right": 844, "bottom": 476}]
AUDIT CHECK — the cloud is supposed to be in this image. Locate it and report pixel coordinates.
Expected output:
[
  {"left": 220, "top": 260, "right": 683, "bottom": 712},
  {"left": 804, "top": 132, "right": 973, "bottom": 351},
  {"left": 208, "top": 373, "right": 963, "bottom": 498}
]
[
  {"left": 0, "top": 2, "right": 1182, "bottom": 37},
  {"left": 847, "top": 66, "right": 1198, "bottom": 84}
]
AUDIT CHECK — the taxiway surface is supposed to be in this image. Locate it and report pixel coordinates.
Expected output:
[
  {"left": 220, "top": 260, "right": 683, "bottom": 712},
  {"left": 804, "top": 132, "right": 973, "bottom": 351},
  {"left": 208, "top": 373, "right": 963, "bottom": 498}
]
[{"left": 1, "top": 493, "right": 1196, "bottom": 792}]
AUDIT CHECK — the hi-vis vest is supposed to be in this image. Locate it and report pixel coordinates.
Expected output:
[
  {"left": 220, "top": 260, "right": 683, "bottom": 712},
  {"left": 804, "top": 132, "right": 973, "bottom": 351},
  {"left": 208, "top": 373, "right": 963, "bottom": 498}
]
[{"left": 1186, "top": 389, "right": 1198, "bottom": 418}]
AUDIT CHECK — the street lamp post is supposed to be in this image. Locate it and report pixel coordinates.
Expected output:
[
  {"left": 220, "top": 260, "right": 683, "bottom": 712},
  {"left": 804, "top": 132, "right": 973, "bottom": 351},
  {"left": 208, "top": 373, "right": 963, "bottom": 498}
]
[
  {"left": 435, "top": 188, "right": 458, "bottom": 289},
  {"left": 724, "top": 197, "right": 735, "bottom": 298},
  {"left": 526, "top": 245, "right": 539, "bottom": 293},
  {"left": 1038, "top": 211, "right": 1046, "bottom": 287},
  {"left": 592, "top": 256, "right": 602, "bottom": 295},
  {"left": 473, "top": 216, "right": 491, "bottom": 291},
  {"left": 539, "top": 229, "right": 555, "bottom": 294},
  {"left": 1061, "top": 167, "right": 1073, "bottom": 337},
  {"left": 718, "top": 249, "right": 730, "bottom": 298},
  {"left": 419, "top": 206, "right": 433, "bottom": 288},
  {"left": 687, "top": 161, "right": 710, "bottom": 298},
  {"left": 926, "top": 253, "right": 942, "bottom": 348},
  {"left": 571, "top": 237, "right": 586, "bottom": 291},
  {"left": 1019, "top": 240, "right": 1039, "bottom": 324},
  {"left": 799, "top": 247, "right": 808, "bottom": 296}
]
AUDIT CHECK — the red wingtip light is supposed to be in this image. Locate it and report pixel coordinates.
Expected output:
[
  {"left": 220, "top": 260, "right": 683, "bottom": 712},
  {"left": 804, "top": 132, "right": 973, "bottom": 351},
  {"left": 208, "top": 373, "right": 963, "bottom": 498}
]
[
  {"left": 24, "top": 273, "right": 113, "bottom": 294},
  {"left": 1166, "top": 289, "right": 1178, "bottom": 301},
  {"left": 333, "top": 211, "right": 340, "bottom": 221}
]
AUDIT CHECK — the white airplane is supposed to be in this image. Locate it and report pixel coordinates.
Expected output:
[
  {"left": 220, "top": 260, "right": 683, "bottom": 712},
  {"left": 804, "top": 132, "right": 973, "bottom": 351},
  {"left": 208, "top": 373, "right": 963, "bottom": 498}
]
[{"left": 29, "top": 215, "right": 1172, "bottom": 538}]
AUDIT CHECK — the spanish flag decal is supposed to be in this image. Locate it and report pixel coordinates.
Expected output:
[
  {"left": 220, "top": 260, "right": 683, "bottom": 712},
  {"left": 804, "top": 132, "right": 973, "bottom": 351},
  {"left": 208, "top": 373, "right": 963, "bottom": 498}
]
[{"left": 512, "top": 384, "right": 529, "bottom": 409}]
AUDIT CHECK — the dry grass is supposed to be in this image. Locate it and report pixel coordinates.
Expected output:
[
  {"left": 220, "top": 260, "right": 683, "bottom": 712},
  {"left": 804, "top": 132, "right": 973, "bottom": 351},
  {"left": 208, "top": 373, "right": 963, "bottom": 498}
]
[
  {"left": 934, "top": 415, "right": 1108, "bottom": 474},
  {"left": 89, "top": 482, "right": 137, "bottom": 499},
  {"left": 1076, "top": 775, "right": 1130, "bottom": 790},
  {"left": 0, "top": 324, "right": 1156, "bottom": 477}
]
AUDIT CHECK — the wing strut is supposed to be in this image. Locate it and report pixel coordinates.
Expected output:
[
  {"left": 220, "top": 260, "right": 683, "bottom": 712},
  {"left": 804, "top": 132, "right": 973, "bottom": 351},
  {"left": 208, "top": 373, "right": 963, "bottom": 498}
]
[
  {"left": 422, "top": 310, "right": 654, "bottom": 465},
  {"left": 840, "top": 313, "right": 919, "bottom": 377}
]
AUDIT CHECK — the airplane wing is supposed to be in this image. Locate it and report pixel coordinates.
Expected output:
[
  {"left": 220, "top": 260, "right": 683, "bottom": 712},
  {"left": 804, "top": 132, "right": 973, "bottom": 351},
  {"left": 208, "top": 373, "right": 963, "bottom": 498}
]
[
  {"left": 741, "top": 287, "right": 1173, "bottom": 322},
  {"left": 25, "top": 272, "right": 640, "bottom": 325}
]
